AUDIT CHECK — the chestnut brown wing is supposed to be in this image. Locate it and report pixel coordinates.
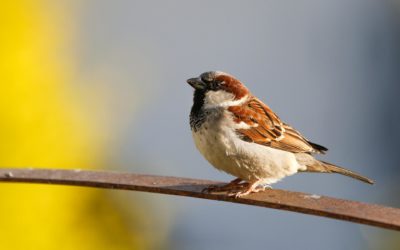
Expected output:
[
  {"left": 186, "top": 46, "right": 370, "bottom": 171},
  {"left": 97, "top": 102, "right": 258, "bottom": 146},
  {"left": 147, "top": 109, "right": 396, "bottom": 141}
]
[{"left": 228, "top": 97, "right": 326, "bottom": 154}]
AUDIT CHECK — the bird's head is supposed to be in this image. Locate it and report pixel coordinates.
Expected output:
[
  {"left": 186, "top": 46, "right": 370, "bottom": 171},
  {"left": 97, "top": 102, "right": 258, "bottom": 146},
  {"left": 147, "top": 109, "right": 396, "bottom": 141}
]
[{"left": 187, "top": 71, "right": 249, "bottom": 108}]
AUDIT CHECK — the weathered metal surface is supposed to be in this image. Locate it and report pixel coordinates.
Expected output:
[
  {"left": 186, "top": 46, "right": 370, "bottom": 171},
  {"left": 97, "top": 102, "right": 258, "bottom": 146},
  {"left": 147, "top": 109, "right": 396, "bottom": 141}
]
[{"left": 0, "top": 168, "right": 399, "bottom": 231}]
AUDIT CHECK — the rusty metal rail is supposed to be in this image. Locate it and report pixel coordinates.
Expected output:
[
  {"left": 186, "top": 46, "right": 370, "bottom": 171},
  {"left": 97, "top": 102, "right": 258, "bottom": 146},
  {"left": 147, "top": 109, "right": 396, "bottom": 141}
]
[{"left": 0, "top": 168, "right": 399, "bottom": 231}]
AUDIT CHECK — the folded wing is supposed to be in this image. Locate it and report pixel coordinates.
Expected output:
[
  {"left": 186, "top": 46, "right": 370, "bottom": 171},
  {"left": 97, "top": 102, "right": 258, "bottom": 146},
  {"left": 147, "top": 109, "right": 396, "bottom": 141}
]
[{"left": 228, "top": 96, "right": 327, "bottom": 154}]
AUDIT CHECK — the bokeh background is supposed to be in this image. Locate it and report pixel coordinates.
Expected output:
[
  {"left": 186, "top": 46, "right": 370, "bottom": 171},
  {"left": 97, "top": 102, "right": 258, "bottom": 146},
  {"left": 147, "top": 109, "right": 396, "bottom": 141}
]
[{"left": 1, "top": 0, "right": 399, "bottom": 249}]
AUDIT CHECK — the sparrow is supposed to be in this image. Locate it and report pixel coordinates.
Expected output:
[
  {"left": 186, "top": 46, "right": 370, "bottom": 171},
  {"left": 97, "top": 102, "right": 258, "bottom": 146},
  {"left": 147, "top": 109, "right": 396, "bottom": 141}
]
[{"left": 187, "top": 71, "right": 374, "bottom": 197}]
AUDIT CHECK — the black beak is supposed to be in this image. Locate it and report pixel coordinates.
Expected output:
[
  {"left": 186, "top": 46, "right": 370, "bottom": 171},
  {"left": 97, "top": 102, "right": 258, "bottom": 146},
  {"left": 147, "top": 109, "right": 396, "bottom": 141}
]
[{"left": 187, "top": 77, "right": 206, "bottom": 90}]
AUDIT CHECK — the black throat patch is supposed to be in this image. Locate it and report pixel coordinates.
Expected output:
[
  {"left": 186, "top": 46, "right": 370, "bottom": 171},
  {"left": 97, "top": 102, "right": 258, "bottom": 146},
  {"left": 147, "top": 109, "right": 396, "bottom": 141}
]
[{"left": 190, "top": 90, "right": 206, "bottom": 131}]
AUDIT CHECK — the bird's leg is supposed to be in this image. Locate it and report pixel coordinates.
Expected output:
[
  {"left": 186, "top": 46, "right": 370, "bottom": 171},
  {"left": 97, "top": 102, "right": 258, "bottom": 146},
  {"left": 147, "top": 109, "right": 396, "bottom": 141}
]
[
  {"left": 202, "top": 178, "right": 244, "bottom": 193},
  {"left": 228, "top": 180, "right": 269, "bottom": 198}
]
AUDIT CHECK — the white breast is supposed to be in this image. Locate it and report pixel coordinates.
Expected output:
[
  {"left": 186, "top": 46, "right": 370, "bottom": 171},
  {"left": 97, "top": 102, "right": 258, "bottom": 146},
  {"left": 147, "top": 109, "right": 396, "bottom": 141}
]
[{"left": 192, "top": 108, "right": 302, "bottom": 185}]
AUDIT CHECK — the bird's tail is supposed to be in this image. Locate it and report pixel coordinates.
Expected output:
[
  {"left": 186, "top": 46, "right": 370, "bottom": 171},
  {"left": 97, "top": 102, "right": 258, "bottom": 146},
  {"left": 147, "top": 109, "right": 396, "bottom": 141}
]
[{"left": 303, "top": 160, "right": 374, "bottom": 185}]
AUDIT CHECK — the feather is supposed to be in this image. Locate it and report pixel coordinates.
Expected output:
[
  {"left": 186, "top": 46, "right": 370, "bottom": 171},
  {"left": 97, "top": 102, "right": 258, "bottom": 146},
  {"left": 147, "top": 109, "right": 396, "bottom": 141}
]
[{"left": 229, "top": 96, "right": 326, "bottom": 154}]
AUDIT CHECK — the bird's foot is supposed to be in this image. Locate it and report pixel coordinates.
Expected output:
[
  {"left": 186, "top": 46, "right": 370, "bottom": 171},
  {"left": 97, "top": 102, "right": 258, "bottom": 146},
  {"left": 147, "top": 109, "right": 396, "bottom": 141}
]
[
  {"left": 202, "top": 178, "right": 244, "bottom": 193},
  {"left": 227, "top": 181, "right": 271, "bottom": 198}
]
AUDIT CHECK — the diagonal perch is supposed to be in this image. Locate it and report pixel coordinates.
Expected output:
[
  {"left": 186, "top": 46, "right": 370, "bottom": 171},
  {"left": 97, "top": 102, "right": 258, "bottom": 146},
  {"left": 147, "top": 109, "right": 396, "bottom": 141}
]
[{"left": 0, "top": 168, "right": 399, "bottom": 231}]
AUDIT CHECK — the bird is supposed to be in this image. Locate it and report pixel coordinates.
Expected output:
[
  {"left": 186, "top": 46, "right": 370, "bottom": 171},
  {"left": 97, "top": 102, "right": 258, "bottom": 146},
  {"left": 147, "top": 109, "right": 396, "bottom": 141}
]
[{"left": 187, "top": 71, "right": 374, "bottom": 198}]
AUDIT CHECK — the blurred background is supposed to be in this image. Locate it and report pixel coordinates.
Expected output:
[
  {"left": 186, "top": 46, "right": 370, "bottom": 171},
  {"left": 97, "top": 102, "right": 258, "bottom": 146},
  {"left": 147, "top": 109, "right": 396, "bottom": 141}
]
[{"left": 1, "top": 0, "right": 399, "bottom": 249}]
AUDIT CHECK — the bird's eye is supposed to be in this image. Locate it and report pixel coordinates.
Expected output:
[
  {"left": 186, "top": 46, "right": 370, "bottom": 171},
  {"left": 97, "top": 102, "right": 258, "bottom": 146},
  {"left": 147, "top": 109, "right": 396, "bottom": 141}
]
[{"left": 209, "top": 81, "right": 223, "bottom": 90}]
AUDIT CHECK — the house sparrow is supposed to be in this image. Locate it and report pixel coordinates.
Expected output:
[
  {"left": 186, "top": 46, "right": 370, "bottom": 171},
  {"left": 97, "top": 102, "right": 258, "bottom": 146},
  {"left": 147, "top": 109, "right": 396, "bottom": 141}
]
[{"left": 187, "top": 71, "right": 374, "bottom": 197}]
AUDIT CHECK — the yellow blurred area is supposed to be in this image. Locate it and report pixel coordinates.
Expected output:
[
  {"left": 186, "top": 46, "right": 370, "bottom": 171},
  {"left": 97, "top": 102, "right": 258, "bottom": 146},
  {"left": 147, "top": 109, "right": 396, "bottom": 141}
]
[{"left": 0, "top": 1, "right": 163, "bottom": 249}]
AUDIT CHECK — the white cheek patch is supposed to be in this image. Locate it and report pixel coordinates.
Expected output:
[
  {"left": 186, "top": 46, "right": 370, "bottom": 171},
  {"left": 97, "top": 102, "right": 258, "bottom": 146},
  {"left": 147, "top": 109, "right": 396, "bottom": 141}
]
[
  {"left": 204, "top": 90, "right": 235, "bottom": 108},
  {"left": 204, "top": 91, "right": 248, "bottom": 109}
]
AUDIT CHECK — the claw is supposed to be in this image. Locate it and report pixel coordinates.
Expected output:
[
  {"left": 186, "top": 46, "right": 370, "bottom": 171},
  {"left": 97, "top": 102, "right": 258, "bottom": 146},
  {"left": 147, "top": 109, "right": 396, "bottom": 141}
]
[
  {"left": 202, "top": 179, "right": 271, "bottom": 197},
  {"left": 227, "top": 180, "right": 269, "bottom": 198}
]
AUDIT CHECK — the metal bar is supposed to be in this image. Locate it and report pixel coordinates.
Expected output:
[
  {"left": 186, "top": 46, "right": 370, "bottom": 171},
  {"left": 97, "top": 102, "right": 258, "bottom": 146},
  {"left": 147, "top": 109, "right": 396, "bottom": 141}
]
[{"left": 0, "top": 168, "right": 399, "bottom": 231}]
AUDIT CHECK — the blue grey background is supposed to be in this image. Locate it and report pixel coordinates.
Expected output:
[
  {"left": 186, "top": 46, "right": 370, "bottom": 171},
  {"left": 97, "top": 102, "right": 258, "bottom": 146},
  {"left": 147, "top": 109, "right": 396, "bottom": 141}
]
[{"left": 78, "top": 0, "right": 400, "bottom": 249}]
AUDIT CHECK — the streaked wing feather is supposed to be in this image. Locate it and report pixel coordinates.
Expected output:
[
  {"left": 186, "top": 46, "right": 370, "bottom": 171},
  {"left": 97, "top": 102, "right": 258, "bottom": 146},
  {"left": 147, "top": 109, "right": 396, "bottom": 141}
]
[{"left": 229, "top": 96, "right": 326, "bottom": 154}]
